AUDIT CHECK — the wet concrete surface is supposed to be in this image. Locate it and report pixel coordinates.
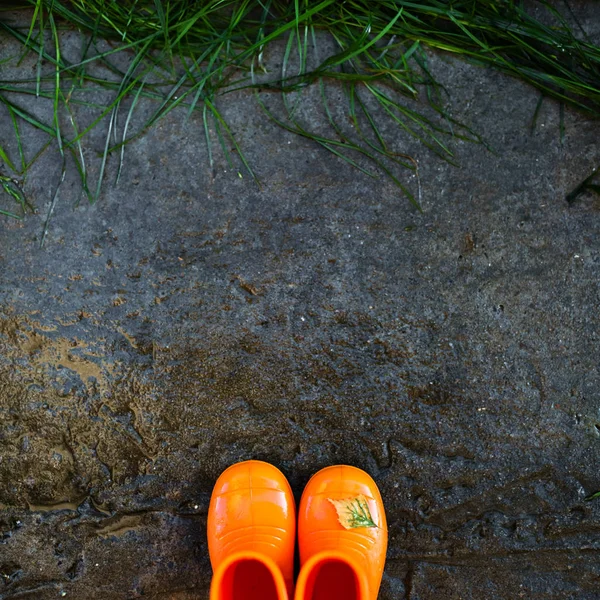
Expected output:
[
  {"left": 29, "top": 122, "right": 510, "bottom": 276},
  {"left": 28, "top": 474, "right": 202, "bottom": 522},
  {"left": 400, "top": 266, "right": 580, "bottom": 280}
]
[{"left": 1, "top": 7, "right": 600, "bottom": 599}]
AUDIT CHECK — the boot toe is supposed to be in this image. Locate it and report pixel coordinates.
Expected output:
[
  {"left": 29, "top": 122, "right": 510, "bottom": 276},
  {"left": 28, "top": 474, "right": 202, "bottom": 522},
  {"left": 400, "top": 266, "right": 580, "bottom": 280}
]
[
  {"left": 208, "top": 461, "right": 295, "bottom": 598},
  {"left": 298, "top": 465, "right": 387, "bottom": 600}
]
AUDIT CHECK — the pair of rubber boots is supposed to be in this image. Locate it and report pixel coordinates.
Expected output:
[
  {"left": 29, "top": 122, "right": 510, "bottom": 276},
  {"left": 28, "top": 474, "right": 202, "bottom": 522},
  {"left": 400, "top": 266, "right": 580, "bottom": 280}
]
[{"left": 208, "top": 461, "right": 387, "bottom": 600}]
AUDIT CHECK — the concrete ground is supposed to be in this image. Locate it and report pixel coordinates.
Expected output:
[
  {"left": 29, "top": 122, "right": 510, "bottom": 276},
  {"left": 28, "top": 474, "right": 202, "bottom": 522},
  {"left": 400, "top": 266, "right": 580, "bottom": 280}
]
[{"left": 1, "top": 6, "right": 600, "bottom": 599}]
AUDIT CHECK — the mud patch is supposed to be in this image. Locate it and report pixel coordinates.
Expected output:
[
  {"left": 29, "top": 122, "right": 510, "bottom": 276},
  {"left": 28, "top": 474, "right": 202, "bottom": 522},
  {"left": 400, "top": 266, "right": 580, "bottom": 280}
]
[{"left": 0, "top": 315, "right": 109, "bottom": 393}]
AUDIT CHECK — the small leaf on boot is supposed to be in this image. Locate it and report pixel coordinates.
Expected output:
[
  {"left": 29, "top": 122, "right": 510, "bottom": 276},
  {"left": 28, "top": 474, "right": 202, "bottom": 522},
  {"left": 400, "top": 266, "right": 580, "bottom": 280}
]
[{"left": 328, "top": 495, "right": 378, "bottom": 529}]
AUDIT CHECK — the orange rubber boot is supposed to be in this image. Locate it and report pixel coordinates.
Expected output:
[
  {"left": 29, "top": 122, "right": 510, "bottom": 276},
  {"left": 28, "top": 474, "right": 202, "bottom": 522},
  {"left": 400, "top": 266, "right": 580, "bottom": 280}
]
[
  {"left": 208, "top": 460, "right": 296, "bottom": 600},
  {"left": 296, "top": 465, "right": 387, "bottom": 600}
]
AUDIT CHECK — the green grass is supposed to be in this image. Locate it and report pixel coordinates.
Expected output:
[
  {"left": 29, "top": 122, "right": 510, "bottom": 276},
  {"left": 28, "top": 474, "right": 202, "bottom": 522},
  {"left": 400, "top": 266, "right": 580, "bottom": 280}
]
[
  {"left": 566, "top": 164, "right": 600, "bottom": 203},
  {"left": 1, "top": 0, "right": 599, "bottom": 231}
]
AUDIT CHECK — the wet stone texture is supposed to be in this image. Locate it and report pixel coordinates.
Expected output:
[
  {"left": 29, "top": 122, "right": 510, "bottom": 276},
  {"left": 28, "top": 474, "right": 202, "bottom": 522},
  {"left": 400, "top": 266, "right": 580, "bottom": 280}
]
[{"left": 1, "top": 6, "right": 600, "bottom": 600}]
